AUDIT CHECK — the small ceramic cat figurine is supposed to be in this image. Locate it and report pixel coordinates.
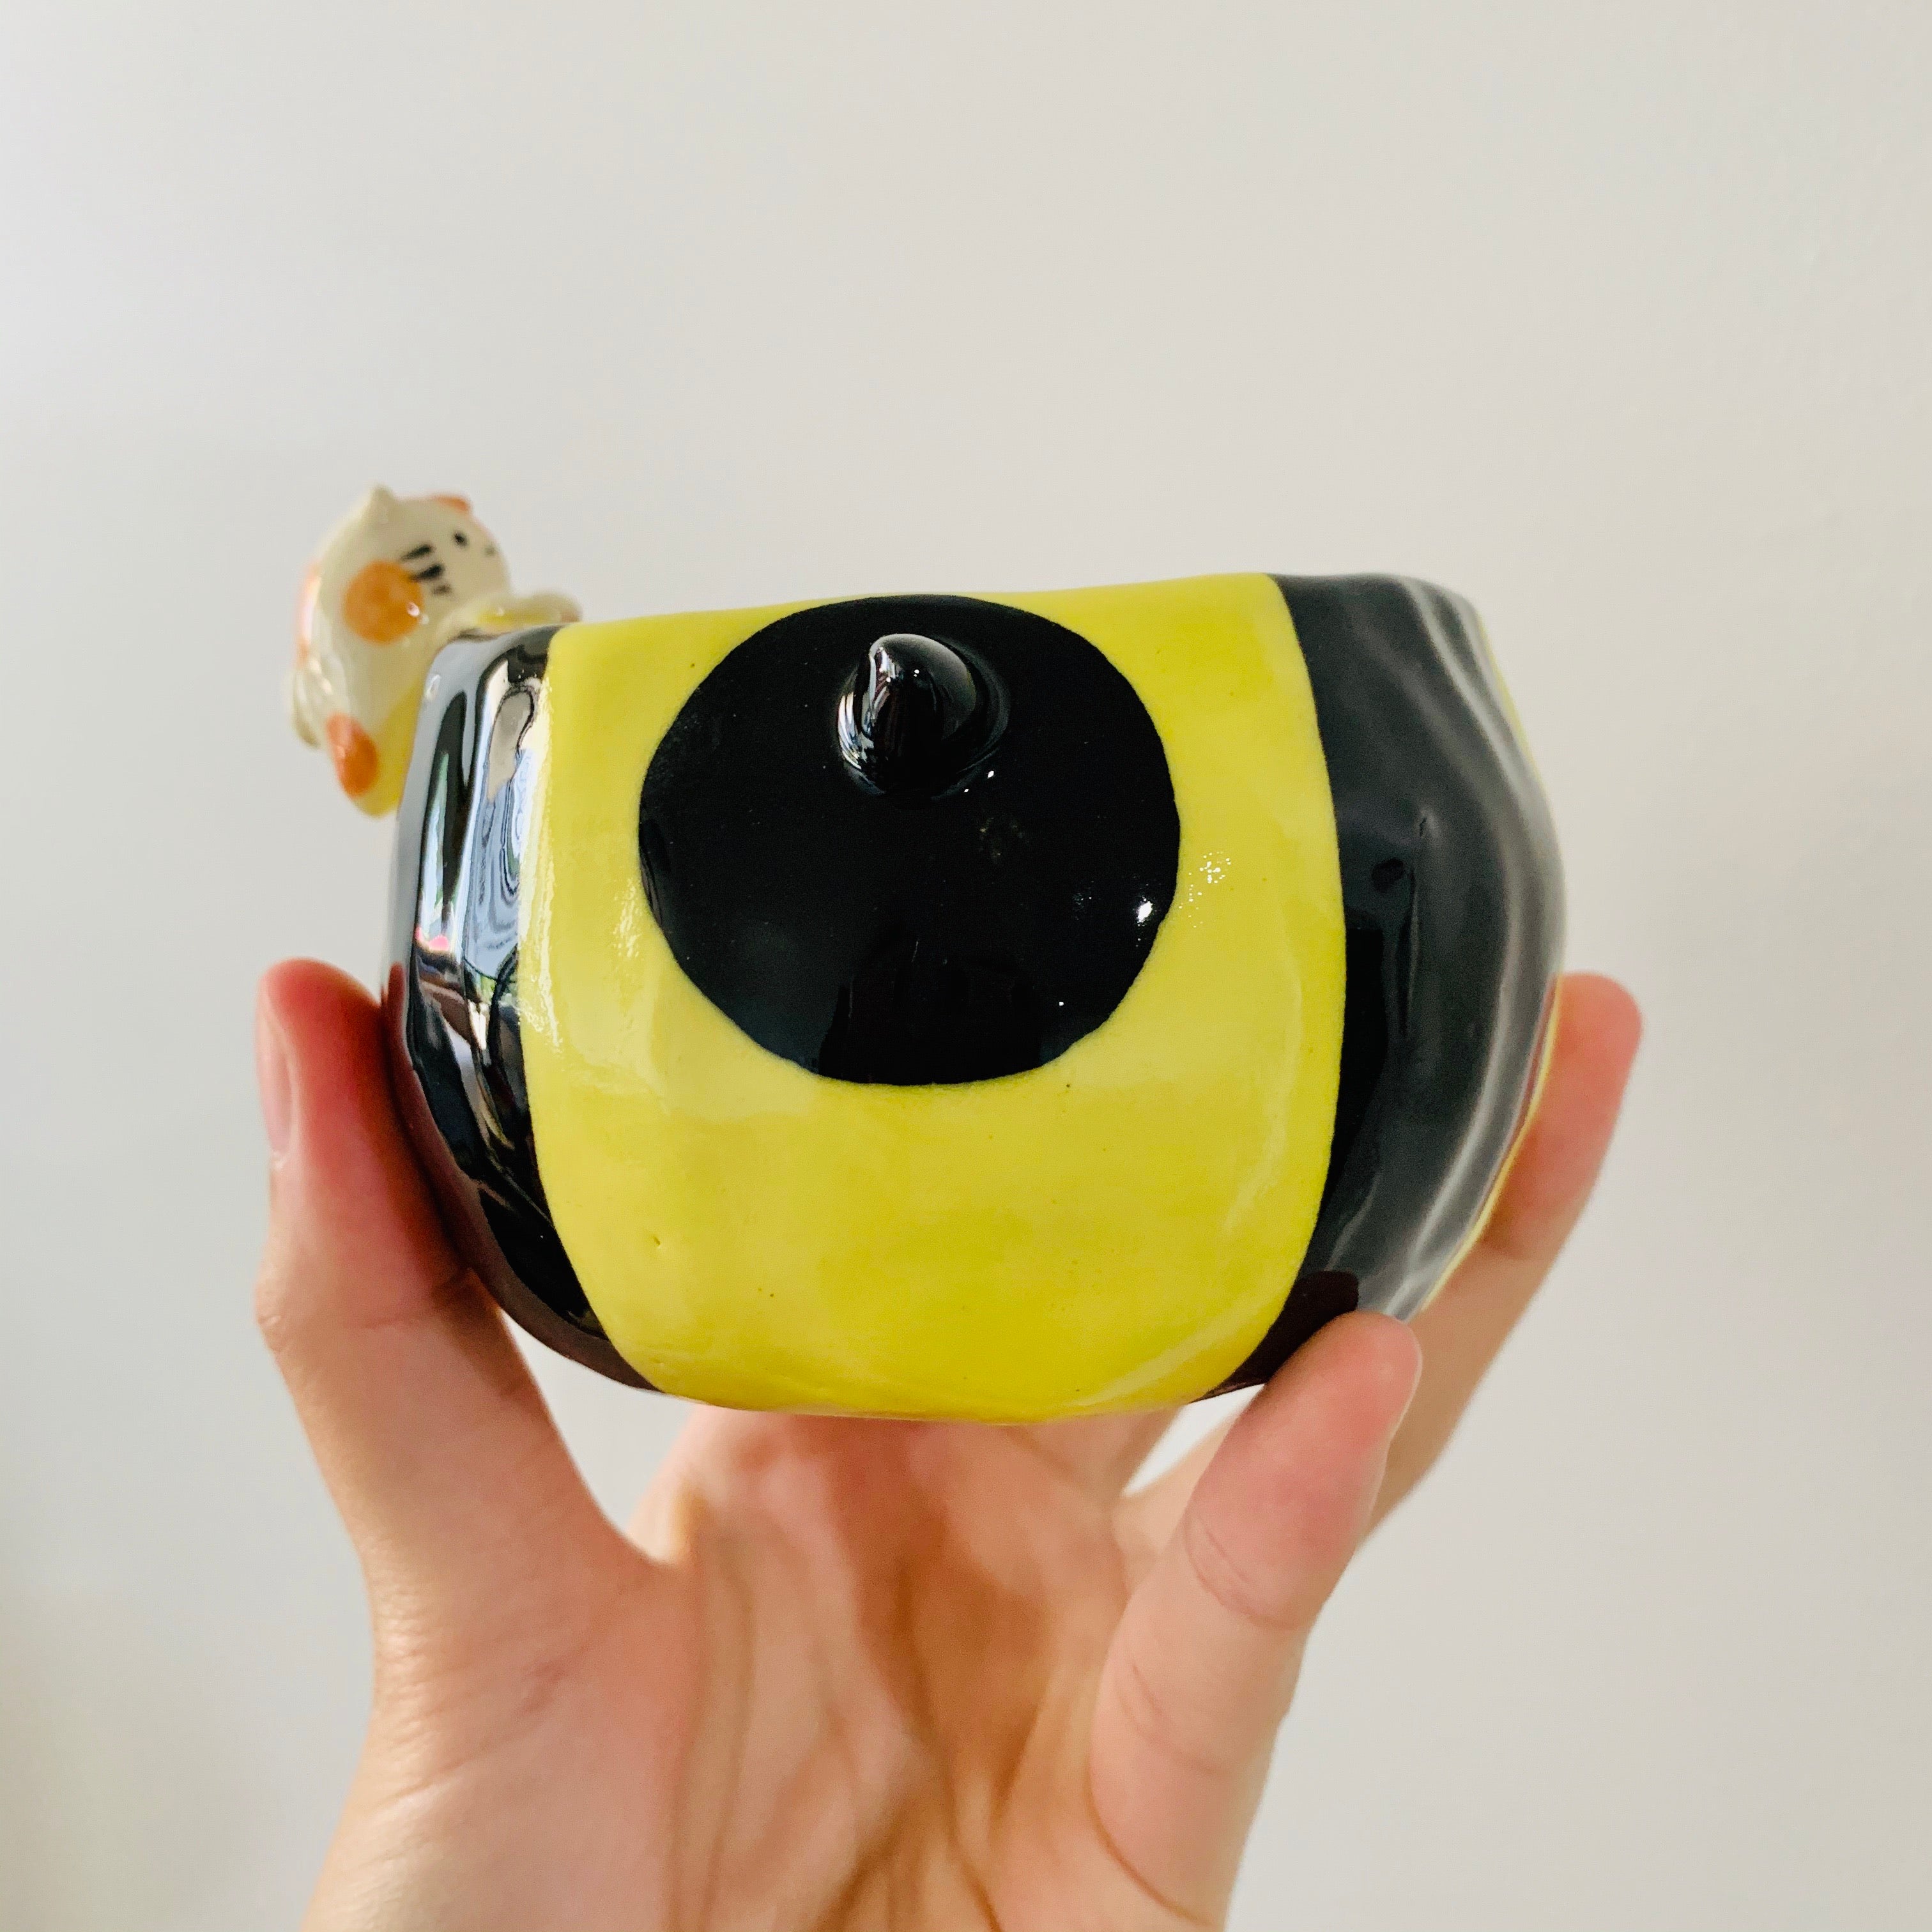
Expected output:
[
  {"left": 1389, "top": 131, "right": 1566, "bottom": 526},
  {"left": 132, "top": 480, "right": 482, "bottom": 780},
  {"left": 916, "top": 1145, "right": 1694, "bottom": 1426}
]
[{"left": 291, "top": 486, "right": 579, "bottom": 814}]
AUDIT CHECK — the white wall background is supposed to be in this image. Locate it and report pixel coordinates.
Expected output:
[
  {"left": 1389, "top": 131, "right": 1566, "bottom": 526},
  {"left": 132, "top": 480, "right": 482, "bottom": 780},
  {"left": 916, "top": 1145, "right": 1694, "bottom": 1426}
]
[{"left": 3, "top": 1, "right": 1928, "bottom": 1926}]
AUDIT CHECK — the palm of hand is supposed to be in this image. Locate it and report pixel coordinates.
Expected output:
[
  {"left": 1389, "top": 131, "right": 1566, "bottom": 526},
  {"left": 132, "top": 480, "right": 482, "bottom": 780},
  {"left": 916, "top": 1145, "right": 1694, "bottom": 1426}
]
[
  {"left": 257, "top": 965, "right": 1636, "bottom": 1932},
  {"left": 612, "top": 1417, "right": 1164, "bottom": 1931},
  {"left": 652, "top": 1416, "right": 1153, "bottom": 1929},
  {"left": 346, "top": 1406, "right": 1287, "bottom": 1932}
]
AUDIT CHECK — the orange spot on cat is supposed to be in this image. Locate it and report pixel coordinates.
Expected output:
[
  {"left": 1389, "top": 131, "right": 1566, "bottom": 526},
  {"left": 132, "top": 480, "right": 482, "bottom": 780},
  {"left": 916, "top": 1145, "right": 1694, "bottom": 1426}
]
[
  {"left": 343, "top": 559, "right": 425, "bottom": 644},
  {"left": 326, "top": 715, "right": 380, "bottom": 797},
  {"left": 431, "top": 493, "right": 472, "bottom": 513}
]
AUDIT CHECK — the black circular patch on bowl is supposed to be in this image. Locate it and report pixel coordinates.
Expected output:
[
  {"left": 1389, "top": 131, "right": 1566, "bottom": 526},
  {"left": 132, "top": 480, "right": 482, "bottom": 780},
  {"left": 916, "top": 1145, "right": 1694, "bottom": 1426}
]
[{"left": 638, "top": 595, "right": 1179, "bottom": 1085}]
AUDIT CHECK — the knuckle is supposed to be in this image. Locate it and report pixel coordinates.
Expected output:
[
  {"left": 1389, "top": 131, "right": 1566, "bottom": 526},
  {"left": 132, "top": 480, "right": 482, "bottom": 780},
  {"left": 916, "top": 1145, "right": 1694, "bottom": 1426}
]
[
  {"left": 1181, "top": 1507, "right": 1310, "bottom": 1639},
  {"left": 1113, "top": 1634, "right": 1239, "bottom": 1781},
  {"left": 252, "top": 1259, "right": 307, "bottom": 1361}
]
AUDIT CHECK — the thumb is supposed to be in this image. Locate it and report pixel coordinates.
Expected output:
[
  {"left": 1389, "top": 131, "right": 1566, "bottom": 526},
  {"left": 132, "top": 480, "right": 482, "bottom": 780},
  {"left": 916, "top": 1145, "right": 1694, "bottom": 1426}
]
[
  {"left": 1089, "top": 1314, "right": 1422, "bottom": 1925},
  {"left": 254, "top": 960, "right": 624, "bottom": 1634}
]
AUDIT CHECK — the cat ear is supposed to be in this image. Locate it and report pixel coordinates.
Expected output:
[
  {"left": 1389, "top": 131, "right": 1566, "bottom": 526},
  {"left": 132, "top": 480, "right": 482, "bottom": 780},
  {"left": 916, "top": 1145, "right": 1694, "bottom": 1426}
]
[{"left": 356, "top": 484, "right": 400, "bottom": 526}]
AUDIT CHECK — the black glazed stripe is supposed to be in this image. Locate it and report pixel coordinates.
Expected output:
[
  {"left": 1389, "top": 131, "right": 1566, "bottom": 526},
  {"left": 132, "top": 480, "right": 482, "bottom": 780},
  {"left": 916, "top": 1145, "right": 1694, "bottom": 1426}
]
[
  {"left": 638, "top": 596, "right": 1181, "bottom": 1085},
  {"left": 1211, "top": 577, "right": 1565, "bottom": 1392},
  {"left": 385, "top": 625, "right": 650, "bottom": 1388}
]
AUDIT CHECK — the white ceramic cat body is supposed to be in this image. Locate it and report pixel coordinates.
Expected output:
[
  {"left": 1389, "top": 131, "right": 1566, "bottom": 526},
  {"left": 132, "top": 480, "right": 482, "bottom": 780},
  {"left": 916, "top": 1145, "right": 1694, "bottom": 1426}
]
[{"left": 291, "top": 486, "right": 578, "bottom": 814}]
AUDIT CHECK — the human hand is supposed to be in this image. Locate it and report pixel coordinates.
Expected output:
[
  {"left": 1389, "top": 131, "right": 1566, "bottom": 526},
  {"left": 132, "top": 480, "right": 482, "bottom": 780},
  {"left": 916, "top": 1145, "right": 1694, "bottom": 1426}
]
[{"left": 255, "top": 964, "right": 1637, "bottom": 1931}]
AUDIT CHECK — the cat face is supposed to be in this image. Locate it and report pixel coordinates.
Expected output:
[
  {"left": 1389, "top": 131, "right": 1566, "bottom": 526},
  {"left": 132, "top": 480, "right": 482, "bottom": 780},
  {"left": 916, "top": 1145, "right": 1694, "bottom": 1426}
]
[{"left": 291, "top": 486, "right": 513, "bottom": 814}]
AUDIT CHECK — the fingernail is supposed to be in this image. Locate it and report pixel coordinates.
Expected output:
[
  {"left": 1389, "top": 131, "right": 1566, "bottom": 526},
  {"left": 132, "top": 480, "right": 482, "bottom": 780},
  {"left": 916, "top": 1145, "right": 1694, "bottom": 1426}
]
[{"left": 256, "top": 997, "right": 293, "bottom": 1162}]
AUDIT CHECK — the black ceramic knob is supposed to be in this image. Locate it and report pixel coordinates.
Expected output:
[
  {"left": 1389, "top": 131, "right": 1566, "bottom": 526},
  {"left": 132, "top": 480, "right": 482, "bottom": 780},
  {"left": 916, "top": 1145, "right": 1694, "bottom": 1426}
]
[{"left": 834, "top": 631, "right": 1006, "bottom": 797}]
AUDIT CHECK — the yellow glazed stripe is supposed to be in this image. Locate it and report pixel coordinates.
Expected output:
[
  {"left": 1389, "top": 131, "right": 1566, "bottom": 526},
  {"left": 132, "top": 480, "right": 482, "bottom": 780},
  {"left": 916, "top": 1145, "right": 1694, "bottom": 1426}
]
[{"left": 519, "top": 574, "right": 1345, "bottom": 1419}]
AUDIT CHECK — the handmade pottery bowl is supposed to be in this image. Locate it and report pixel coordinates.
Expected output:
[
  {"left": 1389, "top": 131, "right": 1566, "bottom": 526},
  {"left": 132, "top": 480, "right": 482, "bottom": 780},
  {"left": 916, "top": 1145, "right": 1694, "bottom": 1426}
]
[{"left": 296, "top": 496, "right": 1563, "bottom": 1419}]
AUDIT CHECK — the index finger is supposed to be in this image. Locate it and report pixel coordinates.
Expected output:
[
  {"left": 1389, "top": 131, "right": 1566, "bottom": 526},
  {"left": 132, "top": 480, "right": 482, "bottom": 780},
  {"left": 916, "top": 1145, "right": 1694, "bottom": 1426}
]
[
  {"left": 1370, "top": 969, "right": 1641, "bottom": 1525},
  {"left": 1119, "top": 970, "right": 1641, "bottom": 1555}
]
